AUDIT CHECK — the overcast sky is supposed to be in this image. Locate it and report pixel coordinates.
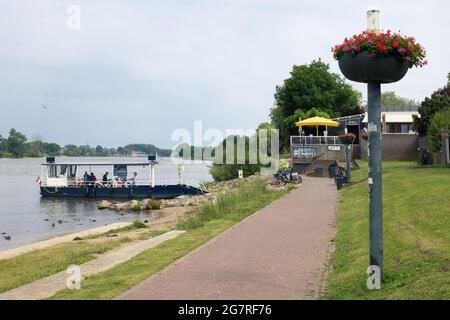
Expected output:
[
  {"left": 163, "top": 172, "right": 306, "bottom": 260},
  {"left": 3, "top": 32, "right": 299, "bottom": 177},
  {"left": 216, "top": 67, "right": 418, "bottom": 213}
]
[{"left": 1, "top": 0, "right": 449, "bottom": 148}]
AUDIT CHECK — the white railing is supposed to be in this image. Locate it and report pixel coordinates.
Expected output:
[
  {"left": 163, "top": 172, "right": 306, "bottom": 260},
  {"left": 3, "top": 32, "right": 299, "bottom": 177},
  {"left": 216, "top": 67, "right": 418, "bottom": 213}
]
[
  {"left": 41, "top": 177, "right": 206, "bottom": 189},
  {"left": 291, "top": 136, "right": 341, "bottom": 146}
]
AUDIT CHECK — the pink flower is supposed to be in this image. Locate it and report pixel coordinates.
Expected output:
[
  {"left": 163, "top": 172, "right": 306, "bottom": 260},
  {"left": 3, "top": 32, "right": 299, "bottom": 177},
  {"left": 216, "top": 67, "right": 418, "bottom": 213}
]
[{"left": 398, "top": 48, "right": 407, "bottom": 54}]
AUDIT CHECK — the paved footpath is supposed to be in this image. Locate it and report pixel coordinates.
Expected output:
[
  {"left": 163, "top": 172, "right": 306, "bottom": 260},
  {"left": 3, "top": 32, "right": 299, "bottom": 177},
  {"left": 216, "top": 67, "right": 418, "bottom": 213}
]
[{"left": 121, "top": 177, "right": 338, "bottom": 300}]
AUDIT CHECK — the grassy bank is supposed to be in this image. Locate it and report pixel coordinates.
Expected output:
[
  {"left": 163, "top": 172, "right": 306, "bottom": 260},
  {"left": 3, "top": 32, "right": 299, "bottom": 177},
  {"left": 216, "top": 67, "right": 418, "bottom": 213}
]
[
  {"left": 0, "top": 221, "right": 157, "bottom": 293},
  {"left": 326, "top": 161, "right": 450, "bottom": 299},
  {"left": 0, "top": 237, "right": 131, "bottom": 293},
  {"left": 49, "top": 179, "right": 292, "bottom": 299}
]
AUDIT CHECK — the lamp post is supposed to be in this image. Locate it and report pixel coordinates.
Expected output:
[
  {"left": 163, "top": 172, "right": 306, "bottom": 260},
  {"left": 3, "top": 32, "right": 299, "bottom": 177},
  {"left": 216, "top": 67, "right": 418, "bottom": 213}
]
[
  {"left": 363, "top": 5, "right": 383, "bottom": 273},
  {"left": 337, "top": 6, "right": 411, "bottom": 276},
  {"left": 336, "top": 6, "right": 425, "bottom": 278}
]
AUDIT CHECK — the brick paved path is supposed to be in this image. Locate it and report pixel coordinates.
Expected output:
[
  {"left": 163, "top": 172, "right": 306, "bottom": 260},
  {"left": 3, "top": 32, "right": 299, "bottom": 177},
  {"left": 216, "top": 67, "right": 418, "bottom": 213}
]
[{"left": 121, "top": 177, "right": 338, "bottom": 300}]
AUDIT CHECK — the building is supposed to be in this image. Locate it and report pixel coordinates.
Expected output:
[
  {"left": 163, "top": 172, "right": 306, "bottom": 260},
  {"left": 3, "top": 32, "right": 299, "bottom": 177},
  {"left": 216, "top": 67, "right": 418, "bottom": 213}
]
[
  {"left": 333, "top": 105, "right": 422, "bottom": 161},
  {"left": 362, "top": 106, "right": 419, "bottom": 134}
]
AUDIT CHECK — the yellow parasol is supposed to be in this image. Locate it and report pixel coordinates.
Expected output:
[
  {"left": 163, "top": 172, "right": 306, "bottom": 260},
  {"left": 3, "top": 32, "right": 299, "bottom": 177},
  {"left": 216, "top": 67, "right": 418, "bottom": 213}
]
[{"left": 295, "top": 116, "right": 340, "bottom": 136}]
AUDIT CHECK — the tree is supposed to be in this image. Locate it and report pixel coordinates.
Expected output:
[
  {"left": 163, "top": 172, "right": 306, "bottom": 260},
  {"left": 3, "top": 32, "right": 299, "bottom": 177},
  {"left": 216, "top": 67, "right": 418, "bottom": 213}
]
[
  {"left": 270, "top": 60, "right": 362, "bottom": 149},
  {"left": 210, "top": 135, "right": 261, "bottom": 181},
  {"left": 381, "top": 91, "right": 418, "bottom": 109},
  {"left": 413, "top": 77, "right": 450, "bottom": 136},
  {"left": 428, "top": 108, "right": 450, "bottom": 153},
  {"left": 95, "top": 145, "right": 106, "bottom": 156},
  {"left": 0, "top": 134, "right": 7, "bottom": 155},
  {"left": 63, "top": 144, "right": 80, "bottom": 156},
  {"left": 7, "top": 128, "right": 27, "bottom": 157},
  {"left": 42, "top": 142, "right": 61, "bottom": 156},
  {"left": 28, "top": 134, "right": 44, "bottom": 157}
]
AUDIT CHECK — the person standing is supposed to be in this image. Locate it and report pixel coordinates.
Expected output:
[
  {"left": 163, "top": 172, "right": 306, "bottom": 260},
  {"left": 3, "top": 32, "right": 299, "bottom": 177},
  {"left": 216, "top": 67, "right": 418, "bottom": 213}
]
[
  {"left": 131, "top": 172, "right": 138, "bottom": 187},
  {"left": 83, "top": 171, "right": 90, "bottom": 186},
  {"left": 102, "top": 172, "right": 109, "bottom": 186},
  {"left": 90, "top": 172, "right": 97, "bottom": 186}
]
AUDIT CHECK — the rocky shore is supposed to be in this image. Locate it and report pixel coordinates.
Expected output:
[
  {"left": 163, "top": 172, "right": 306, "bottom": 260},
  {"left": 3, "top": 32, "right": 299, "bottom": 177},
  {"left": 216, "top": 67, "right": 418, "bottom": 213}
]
[{"left": 97, "top": 174, "right": 277, "bottom": 212}]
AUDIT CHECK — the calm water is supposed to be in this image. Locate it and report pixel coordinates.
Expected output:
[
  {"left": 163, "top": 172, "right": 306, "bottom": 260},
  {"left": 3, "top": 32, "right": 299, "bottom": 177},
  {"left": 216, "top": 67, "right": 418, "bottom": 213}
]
[{"left": 0, "top": 157, "right": 213, "bottom": 251}]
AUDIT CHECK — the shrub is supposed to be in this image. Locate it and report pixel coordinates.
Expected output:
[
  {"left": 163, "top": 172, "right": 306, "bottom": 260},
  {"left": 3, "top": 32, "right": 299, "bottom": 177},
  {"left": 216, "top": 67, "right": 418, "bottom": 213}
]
[
  {"left": 132, "top": 220, "right": 146, "bottom": 229},
  {"left": 148, "top": 199, "right": 161, "bottom": 210},
  {"left": 428, "top": 108, "right": 450, "bottom": 152},
  {"left": 177, "top": 179, "right": 268, "bottom": 229},
  {"left": 131, "top": 200, "right": 141, "bottom": 211},
  {"left": 210, "top": 163, "right": 260, "bottom": 181}
]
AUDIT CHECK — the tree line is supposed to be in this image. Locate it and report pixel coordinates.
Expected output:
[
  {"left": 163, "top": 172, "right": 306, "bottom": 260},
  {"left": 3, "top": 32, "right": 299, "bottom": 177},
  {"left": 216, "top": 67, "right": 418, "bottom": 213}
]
[
  {"left": 195, "top": 61, "right": 449, "bottom": 180},
  {"left": 0, "top": 129, "right": 172, "bottom": 158}
]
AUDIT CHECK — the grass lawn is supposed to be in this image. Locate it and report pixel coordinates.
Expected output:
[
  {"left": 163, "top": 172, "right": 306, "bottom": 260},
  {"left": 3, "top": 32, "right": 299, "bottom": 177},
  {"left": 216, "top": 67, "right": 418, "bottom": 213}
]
[
  {"left": 0, "top": 237, "right": 131, "bottom": 293},
  {"left": 326, "top": 161, "right": 450, "bottom": 299},
  {"left": 49, "top": 179, "right": 292, "bottom": 299}
]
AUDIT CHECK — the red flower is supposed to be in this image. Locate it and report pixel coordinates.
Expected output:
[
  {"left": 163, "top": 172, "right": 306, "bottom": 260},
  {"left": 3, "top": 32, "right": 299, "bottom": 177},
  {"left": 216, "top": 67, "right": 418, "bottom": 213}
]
[{"left": 332, "top": 30, "right": 427, "bottom": 68}]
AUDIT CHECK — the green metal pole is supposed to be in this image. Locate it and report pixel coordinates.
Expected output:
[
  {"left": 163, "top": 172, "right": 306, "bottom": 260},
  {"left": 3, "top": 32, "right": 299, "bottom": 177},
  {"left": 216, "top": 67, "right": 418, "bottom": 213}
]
[
  {"left": 367, "top": 80, "right": 383, "bottom": 273},
  {"left": 345, "top": 144, "right": 351, "bottom": 182}
]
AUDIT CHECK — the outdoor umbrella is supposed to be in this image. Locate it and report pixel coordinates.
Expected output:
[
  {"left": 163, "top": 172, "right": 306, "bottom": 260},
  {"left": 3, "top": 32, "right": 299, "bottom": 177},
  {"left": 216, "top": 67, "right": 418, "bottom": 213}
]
[{"left": 295, "top": 116, "right": 340, "bottom": 136}]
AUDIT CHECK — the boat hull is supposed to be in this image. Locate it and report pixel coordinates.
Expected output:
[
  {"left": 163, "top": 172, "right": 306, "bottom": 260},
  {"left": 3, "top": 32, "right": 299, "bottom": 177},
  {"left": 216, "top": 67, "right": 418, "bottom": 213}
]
[{"left": 40, "top": 184, "right": 206, "bottom": 199}]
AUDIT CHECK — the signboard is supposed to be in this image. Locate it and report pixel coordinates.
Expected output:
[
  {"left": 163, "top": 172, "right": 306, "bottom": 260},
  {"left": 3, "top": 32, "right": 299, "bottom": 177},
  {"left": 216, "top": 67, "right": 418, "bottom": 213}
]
[
  {"left": 293, "top": 146, "right": 317, "bottom": 159},
  {"left": 328, "top": 146, "right": 341, "bottom": 151},
  {"left": 113, "top": 164, "right": 127, "bottom": 179}
]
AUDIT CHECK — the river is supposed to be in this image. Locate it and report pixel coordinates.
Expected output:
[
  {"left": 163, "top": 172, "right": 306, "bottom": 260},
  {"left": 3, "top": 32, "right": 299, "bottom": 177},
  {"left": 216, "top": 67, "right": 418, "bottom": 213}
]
[{"left": 0, "top": 157, "right": 213, "bottom": 251}]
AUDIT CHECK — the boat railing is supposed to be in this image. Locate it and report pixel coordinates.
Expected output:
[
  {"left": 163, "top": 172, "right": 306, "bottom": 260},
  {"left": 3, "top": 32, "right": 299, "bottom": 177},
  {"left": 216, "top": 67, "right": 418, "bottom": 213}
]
[
  {"left": 40, "top": 177, "right": 208, "bottom": 190},
  {"left": 291, "top": 136, "right": 341, "bottom": 146}
]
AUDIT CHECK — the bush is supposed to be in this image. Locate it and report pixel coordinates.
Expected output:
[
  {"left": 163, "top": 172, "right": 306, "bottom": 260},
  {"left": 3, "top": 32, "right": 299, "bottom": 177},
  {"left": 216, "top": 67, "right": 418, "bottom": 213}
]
[
  {"left": 210, "top": 164, "right": 260, "bottom": 181},
  {"left": 148, "top": 199, "right": 161, "bottom": 210},
  {"left": 132, "top": 220, "right": 146, "bottom": 229},
  {"left": 131, "top": 200, "right": 141, "bottom": 212},
  {"left": 428, "top": 108, "right": 450, "bottom": 152}
]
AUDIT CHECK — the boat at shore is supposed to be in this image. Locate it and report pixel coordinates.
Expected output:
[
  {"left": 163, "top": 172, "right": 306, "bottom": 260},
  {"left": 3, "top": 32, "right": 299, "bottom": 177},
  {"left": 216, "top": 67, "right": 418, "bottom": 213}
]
[{"left": 39, "top": 156, "right": 207, "bottom": 199}]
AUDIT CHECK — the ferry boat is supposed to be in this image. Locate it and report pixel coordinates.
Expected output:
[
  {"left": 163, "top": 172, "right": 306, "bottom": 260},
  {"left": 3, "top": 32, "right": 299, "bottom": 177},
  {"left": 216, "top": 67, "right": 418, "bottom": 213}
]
[{"left": 39, "top": 156, "right": 207, "bottom": 199}]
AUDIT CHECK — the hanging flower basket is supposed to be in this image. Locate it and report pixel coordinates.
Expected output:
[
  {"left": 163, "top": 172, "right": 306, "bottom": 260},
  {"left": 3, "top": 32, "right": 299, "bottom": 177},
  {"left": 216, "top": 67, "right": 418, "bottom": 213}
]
[
  {"left": 339, "top": 133, "right": 356, "bottom": 145},
  {"left": 332, "top": 30, "right": 427, "bottom": 83}
]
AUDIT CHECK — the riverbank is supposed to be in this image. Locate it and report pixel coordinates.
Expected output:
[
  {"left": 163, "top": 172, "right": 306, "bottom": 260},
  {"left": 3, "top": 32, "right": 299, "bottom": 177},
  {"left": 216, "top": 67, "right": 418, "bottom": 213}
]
[
  {"left": 0, "top": 175, "right": 294, "bottom": 298},
  {"left": 325, "top": 161, "right": 450, "bottom": 299},
  {"left": 0, "top": 157, "right": 213, "bottom": 251}
]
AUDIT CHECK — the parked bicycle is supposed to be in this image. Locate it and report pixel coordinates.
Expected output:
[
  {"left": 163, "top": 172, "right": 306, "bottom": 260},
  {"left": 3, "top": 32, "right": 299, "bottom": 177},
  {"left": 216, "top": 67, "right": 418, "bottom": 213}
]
[
  {"left": 274, "top": 168, "right": 302, "bottom": 186},
  {"left": 418, "top": 147, "right": 432, "bottom": 166}
]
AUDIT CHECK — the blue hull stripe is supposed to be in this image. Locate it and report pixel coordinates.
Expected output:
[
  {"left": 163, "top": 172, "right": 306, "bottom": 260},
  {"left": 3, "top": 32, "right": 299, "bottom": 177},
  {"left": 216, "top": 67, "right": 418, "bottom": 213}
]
[{"left": 40, "top": 185, "right": 206, "bottom": 199}]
